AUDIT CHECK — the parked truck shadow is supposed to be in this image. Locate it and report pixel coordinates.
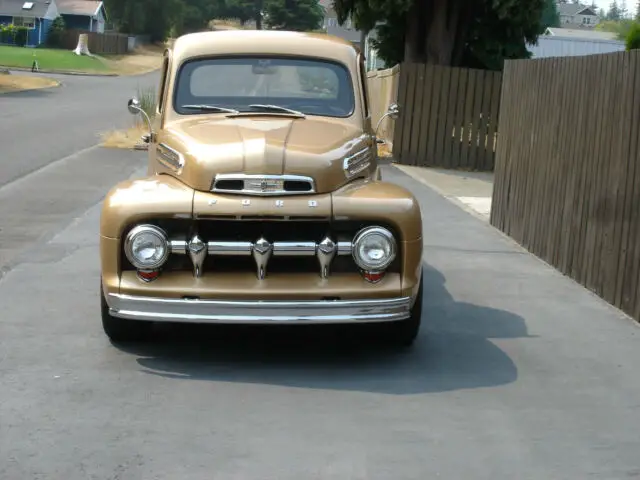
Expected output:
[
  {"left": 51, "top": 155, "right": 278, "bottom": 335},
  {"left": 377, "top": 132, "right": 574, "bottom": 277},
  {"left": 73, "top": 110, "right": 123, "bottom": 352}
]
[{"left": 114, "top": 262, "right": 531, "bottom": 395}]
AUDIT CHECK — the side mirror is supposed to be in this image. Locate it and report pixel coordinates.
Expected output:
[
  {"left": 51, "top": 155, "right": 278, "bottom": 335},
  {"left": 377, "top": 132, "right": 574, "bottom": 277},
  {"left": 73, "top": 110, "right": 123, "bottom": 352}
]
[
  {"left": 127, "top": 97, "right": 142, "bottom": 115},
  {"left": 387, "top": 103, "right": 400, "bottom": 119},
  {"left": 374, "top": 102, "right": 401, "bottom": 140},
  {"left": 127, "top": 97, "right": 154, "bottom": 142}
]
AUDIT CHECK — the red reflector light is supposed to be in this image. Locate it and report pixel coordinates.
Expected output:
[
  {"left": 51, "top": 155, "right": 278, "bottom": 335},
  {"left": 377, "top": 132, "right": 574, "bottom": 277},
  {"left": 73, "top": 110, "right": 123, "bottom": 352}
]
[
  {"left": 137, "top": 270, "right": 160, "bottom": 282},
  {"left": 363, "top": 271, "right": 385, "bottom": 283}
]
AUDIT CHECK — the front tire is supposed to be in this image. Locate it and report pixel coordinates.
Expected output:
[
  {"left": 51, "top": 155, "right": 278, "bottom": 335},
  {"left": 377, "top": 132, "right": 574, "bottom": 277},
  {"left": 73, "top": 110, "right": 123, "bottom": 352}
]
[
  {"left": 101, "top": 285, "right": 152, "bottom": 343},
  {"left": 386, "top": 274, "right": 423, "bottom": 347}
]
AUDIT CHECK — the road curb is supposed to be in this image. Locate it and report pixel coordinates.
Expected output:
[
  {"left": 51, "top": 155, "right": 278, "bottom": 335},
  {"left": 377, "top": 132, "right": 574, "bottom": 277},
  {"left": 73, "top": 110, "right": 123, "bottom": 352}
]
[{"left": 4, "top": 66, "right": 118, "bottom": 77}]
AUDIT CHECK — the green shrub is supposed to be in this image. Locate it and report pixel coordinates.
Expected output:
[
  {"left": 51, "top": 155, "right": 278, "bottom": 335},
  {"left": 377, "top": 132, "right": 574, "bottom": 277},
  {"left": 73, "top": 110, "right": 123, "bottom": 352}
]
[
  {"left": 14, "top": 26, "right": 28, "bottom": 46},
  {"left": 47, "top": 16, "right": 67, "bottom": 48},
  {"left": 626, "top": 22, "right": 640, "bottom": 50},
  {"left": 0, "top": 24, "right": 16, "bottom": 44}
]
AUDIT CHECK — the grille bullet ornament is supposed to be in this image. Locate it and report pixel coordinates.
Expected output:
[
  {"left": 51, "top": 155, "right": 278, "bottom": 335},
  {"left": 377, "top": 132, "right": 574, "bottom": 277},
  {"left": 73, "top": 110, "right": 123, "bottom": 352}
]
[
  {"left": 252, "top": 237, "right": 273, "bottom": 280},
  {"left": 317, "top": 237, "right": 337, "bottom": 279},
  {"left": 188, "top": 235, "right": 207, "bottom": 278}
]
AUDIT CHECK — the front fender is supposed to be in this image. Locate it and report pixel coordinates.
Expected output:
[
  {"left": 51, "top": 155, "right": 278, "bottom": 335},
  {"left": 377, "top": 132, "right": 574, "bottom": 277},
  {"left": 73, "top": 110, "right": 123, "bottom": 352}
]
[
  {"left": 332, "top": 179, "right": 423, "bottom": 298},
  {"left": 100, "top": 175, "right": 194, "bottom": 239},
  {"left": 100, "top": 175, "right": 194, "bottom": 297},
  {"left": 331, "top": 179, "right": 423, "bottom": 242}
]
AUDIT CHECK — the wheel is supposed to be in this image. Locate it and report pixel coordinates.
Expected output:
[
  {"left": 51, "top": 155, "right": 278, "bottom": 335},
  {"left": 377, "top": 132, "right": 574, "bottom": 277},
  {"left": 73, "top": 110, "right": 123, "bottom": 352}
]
[
  {"left": 100, "top": 284, "right": 152, "bottom": 343},
  {"left": 385, "top": 274, "right": 423, "bottom": 347}
]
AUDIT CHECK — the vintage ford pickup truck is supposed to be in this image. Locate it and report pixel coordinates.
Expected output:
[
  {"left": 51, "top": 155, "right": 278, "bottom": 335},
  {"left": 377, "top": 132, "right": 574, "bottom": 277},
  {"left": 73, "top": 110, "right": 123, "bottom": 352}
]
[{"left": 100, "top": 30, "right": 424, "bottom": 346}]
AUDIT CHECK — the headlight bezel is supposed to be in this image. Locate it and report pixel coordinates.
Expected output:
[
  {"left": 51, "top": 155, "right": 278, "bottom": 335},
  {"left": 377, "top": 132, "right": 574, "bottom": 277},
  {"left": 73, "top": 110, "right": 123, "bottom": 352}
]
[
  {"left": 351, "top": 226, "right": 397, "bottom": 272},
  {"left": 124, "top": 224, "right": 170, "bottom": 271}
]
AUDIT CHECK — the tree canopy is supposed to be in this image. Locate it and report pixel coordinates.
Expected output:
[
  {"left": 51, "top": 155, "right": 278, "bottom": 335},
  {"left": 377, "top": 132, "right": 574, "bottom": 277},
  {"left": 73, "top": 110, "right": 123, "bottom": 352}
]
[
  {"left": 333, "top": 0, "right": 548, "bottom": 71},
  {"left": 265, "top": 0, "right": 324, "bottom": 31},
  {"left": 104, "top": 0, "right": 326, "bottom": 40}
]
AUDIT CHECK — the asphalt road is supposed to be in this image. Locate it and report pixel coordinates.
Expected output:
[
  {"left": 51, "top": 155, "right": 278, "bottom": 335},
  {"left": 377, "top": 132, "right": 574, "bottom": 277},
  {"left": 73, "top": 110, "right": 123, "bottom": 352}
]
[
  {"left": 1, "top": 74, "right": 640, "bottom": 479},
  {"left": 0, "top": 70, "right": 158, "bottom": 187}
]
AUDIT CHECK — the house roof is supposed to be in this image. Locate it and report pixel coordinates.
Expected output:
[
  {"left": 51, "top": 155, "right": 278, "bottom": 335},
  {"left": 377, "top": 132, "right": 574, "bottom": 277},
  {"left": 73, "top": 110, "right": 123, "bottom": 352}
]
[
  {"left": 557, "top": 3, "right": 598, "bottom": 16},
  {"left": 0, "top": 0, "right": 51, "bottom": 17},
  {"left": 545, "top": 27, "right": 618, "bottom": 40},
  {"left": 56, "top": 0, "right": 102, "bottom": 16}
]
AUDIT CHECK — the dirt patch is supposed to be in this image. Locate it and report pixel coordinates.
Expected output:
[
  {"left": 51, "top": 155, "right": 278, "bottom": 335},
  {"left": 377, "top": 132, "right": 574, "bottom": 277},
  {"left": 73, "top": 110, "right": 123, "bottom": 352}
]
[
  {"left": 0, "top": 74, "right": 60, "bottom": 94},
  {"left": 100, "top": 44, "right": 166, "bottom": 76},
  {"left": 377, "top": 142, "right": 393, "bottom": 158},
  {"left": 101, "top": 124, "right": 149, "bottom": 149}
]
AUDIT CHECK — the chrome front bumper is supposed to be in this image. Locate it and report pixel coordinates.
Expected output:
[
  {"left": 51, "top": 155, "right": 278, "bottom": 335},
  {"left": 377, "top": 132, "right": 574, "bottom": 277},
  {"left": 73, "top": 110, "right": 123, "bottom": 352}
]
[{"left": 106, "top": 293, "right": 412, "bottom": 325}]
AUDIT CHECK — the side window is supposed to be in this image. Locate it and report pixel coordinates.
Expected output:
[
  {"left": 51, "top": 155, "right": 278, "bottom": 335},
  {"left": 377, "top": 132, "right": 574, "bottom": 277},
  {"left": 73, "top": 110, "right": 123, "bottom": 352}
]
[{"left": 157, "top": 53, "right": 170, "bottom": 113}]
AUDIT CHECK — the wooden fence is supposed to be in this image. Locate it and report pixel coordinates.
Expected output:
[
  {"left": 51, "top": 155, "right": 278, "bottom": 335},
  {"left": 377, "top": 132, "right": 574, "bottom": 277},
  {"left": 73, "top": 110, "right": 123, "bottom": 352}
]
[
  {"left": 393, "top": 63, "right": 502, "bottom": 171},
  {"left": 366, "top": 64, "right": 400, "bottom": 145},
  {"left": 491, "top": 50, "right": 640, "bottom": 322},
  {"left": 59, "top": 30, "right": 129, "bottom": 55}
]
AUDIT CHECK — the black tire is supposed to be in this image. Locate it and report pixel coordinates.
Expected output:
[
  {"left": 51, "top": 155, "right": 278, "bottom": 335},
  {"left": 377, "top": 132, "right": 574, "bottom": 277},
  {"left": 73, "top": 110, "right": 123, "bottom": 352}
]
[
  {"left": 101, "top": 285, "right": 152, "bottom": 343},
  {"left": 385, "top": 274, "right": 423, "bottom": 347}
]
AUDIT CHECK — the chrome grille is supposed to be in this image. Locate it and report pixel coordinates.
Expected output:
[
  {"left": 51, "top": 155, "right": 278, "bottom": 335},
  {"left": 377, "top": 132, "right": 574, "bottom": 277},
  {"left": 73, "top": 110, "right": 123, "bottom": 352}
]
[
  {"left": 211, "top": 174, "right": 316, "bottom": 196},
  {"left": 169, "top": 237, "right": 352, "bottom": 279}
]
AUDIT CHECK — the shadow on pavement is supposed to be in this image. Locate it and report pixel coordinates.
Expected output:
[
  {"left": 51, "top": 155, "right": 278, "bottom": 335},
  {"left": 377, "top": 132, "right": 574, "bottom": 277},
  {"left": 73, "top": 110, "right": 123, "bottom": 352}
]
[
  {"left": 0, "top": 87, "right": 60, "bottom": 98},
  {"left": 114, "top": 262, "right": 531, "bottom": 395}
]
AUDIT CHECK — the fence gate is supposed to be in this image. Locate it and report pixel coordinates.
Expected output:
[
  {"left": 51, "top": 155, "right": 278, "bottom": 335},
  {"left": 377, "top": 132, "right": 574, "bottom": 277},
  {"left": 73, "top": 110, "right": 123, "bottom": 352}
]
[{"left": 393, "top": 63, "right": 502, "bottom": 171}]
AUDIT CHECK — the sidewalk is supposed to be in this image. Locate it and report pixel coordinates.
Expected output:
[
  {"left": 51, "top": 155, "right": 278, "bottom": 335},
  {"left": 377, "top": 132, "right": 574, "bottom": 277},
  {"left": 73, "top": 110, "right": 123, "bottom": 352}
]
[{"left": 392, "top": 164, "right": 494, "bottom": 221}]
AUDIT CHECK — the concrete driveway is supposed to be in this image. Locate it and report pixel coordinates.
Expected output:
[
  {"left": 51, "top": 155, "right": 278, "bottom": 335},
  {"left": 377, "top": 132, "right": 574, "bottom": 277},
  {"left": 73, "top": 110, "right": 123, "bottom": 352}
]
[{"left": 1, "top": 74, "right": 640, "bottom": 479}]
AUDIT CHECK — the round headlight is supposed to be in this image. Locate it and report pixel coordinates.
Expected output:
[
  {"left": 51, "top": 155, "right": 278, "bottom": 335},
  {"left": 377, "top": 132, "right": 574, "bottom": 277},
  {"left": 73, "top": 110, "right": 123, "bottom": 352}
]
[
  {"left": 124, "top": 225, "right": 170, "bottom": 270},
  {"left": 352, "top": 226, "right": 397, "bottom": 272}
]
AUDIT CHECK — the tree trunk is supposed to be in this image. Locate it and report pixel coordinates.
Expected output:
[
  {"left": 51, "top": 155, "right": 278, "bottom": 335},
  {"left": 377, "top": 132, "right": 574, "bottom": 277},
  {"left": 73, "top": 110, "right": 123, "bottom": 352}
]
[
  {"left": 403, "top": 1, "right": 426, "bottom": 62},
  {"left": 423, "top": 0, "right": 463, "bottom": 65}
]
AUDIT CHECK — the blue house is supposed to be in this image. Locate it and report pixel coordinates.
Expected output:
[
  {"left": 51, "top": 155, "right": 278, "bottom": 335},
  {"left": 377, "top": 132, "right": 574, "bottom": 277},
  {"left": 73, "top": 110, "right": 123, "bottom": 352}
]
[
  {"left": 0, "top": 0, "right": 60, "bottom": 46},
  {"left": 56, "top": 0, "right": 106, "bottom": 33}
]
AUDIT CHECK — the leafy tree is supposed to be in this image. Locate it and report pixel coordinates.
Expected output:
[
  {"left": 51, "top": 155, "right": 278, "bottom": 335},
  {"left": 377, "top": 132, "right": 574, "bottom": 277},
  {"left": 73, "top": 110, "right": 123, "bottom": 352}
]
[
  {"left": 264, "top": 0, "right": 323, "bottom": 31},
  {"left": 607, "top": 0, "right": 622, "bottom": 20},
  {"left": 333, "top": 0, "right": 546, "bottom": 71},
  {"left": 625, "top": 20, "right": 640, "bottom": 48},
  {"left": 540, "top": 0, "right": 561, "bottom": 29},
  {"left": 226, "top": 0, "right": 264, "bottom": 28},
  {"left": 46, "top": 16, "right": 67, "bottom": 47},
  {"left": 597, "top": 18, "right": 638, "bottom": 38}
]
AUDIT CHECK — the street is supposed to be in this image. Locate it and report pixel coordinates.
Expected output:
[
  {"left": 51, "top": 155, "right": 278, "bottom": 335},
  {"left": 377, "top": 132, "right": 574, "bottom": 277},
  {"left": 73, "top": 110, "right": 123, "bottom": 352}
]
[{"left": 1, "top": 72, "right": 640, "bottom": 479}]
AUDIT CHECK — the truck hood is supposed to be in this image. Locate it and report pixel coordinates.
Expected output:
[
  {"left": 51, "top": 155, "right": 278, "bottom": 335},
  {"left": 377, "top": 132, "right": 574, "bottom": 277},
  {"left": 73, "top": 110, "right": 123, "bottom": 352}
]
[{"left": 156, "top": 115, "right": 372, "bottom": 194}]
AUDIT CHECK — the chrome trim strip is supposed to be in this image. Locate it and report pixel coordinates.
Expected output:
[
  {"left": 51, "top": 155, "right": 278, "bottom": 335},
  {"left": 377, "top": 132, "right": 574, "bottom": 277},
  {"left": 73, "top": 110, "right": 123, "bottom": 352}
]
[
  {"left": 337, "top": 242, "right": 353, "bottom": 256},
  {"left": 211, "top": 173, "right": 316, "bottom": 196},
  {"left": 157, "top": 143, "right": 185, "bottom": 173},
  {"left": 343, "top": 148, "right": 372, "bottom": 178},
  {"left": 174, "top": 240, "right": 354, "bottom": 257},
  {"left": 106, "top": 294, "right": 412, "bottom": 325},
  {"left": 170, "top": 240, "right": 187, "bottom": 255},
  {"left": 272, "top": 242, "right": 316, "bottom": 256},
  {"left": 208, "top": 241, "right": 253, "bottom": 255}
]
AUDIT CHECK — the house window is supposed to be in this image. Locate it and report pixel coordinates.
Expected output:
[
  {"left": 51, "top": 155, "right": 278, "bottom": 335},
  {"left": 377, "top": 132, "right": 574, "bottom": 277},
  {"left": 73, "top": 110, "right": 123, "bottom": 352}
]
[{"left": 13, "top": 16, "right": 35, "bottom": 28}]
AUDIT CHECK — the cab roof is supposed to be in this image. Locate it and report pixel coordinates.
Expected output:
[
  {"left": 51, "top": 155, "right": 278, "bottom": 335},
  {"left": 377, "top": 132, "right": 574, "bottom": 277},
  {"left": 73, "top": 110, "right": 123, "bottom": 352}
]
[{"left": 170, "top": 30, "right": 361, "bottom": 67}]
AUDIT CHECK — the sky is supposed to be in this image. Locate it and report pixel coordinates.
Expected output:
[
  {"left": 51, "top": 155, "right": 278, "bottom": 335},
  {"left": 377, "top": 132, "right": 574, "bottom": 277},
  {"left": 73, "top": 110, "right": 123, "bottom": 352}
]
[{"left": 590, "top": 0, "right": 638, "bottom": 15}]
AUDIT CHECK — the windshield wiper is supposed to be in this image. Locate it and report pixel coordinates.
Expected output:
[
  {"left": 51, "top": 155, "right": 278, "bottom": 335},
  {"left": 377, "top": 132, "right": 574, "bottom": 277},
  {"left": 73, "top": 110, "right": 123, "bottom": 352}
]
[
  {"left": 181, "top": 104, "right": 239, "bottom": 113},
  {"left": 248, "top": 104, "right": 306, "bottom": 117}
]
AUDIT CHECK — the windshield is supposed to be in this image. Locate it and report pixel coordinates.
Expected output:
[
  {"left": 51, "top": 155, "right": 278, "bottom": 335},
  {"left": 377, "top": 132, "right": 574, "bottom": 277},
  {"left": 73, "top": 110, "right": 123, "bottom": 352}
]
[{"left": 173, "top": 56, "right": 355, "bottom": 118}]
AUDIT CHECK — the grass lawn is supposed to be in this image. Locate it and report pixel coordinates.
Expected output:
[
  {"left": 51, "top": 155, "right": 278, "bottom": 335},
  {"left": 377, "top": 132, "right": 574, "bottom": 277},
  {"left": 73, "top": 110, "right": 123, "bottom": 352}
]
[{"left": 0, "top": 45, "right": 109, "bottom": 73}]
